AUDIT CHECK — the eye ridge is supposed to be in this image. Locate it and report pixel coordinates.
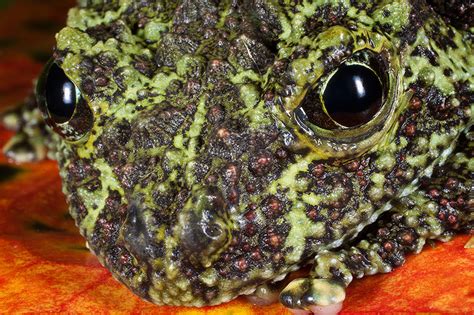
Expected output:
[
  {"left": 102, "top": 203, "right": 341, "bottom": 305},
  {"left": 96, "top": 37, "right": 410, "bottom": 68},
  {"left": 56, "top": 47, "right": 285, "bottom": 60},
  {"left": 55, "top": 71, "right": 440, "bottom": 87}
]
[{"left": 322, "top": 63, "right": 383, "bottom": 128}]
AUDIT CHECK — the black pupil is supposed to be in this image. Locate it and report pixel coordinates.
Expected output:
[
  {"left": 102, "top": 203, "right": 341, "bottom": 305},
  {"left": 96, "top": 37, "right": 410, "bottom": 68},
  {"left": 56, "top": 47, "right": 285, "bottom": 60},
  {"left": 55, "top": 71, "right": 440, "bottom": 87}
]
[
  {"left": 323, "top": 64, "right": 383, "bottom": 127},
  {"left": 45, "top": 63, "right": 77, "bottom": 123}
]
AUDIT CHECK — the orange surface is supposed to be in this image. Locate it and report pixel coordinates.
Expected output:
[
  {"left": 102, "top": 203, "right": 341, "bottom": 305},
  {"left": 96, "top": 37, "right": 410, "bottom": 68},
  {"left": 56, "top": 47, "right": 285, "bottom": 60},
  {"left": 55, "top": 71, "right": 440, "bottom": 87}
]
[{"left": 0, "top": 1, "right": 473, "bottom": 314}]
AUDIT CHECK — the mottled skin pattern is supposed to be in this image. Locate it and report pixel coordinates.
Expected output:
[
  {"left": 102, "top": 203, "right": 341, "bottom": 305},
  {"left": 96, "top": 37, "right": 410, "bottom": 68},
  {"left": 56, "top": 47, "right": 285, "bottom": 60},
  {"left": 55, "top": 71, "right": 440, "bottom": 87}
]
[{"left": 2, "top": 0, "right": 473, "bottom": 310}]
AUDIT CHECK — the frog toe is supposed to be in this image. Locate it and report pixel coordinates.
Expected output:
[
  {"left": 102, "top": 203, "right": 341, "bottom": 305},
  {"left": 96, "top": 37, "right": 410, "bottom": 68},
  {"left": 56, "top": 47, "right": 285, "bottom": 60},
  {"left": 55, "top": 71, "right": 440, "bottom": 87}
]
[
  {"left": 280, "top": 278, "right": 346, "bottom": 312},
  {"left": 245, "top": 283, "right": 281, "bottom": 306},
  {"left": 288, "top": 303, "right": 344, "bottom": 315},
  {"left": 307, "top": 303, "right": 344, "bottom": 315}
]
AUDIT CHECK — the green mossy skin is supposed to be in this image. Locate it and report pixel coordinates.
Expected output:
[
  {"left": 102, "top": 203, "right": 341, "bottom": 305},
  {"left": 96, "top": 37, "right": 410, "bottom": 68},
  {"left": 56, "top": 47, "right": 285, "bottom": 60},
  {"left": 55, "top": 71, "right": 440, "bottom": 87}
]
[
  {"left": 8, "top": 0, "right": 472, "bottom": 308},
  {"left": 282, "top": 131, "right": 474, "bottom": 311}
]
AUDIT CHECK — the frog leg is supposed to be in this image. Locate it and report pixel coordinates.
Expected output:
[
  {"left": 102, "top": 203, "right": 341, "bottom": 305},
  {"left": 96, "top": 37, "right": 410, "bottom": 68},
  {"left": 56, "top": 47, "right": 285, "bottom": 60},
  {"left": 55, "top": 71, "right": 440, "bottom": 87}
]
[
  {"left": 1, "top": 92, "right": 51, "bottom": 162},
  {"left": 280, "top": 130, "right": 473, "bottom": 312}
]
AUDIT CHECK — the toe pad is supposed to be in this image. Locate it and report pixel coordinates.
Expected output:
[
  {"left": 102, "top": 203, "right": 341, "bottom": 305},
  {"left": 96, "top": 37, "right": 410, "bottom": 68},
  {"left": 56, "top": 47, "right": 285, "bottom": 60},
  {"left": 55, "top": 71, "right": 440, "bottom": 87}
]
[{"left": 280, "top": 278, "right": 346, "bottom": 310}]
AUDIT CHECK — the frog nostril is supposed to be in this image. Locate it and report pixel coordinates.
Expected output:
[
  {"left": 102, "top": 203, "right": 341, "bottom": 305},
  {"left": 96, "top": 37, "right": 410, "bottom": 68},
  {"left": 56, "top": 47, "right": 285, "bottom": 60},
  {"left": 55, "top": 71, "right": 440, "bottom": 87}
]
[
  {"left": 179, "top": 187, "right": 232, "bottom": 268},
  {"left": 203, "top": 223, "right": 224, "bottom": 239}
]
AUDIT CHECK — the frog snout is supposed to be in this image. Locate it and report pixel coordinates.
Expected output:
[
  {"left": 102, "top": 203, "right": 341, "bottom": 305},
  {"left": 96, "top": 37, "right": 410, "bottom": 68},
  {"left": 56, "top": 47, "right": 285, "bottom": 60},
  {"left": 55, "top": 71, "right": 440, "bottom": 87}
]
[{"left": 178, "top": 187, "right": 232, "bottom": 268}]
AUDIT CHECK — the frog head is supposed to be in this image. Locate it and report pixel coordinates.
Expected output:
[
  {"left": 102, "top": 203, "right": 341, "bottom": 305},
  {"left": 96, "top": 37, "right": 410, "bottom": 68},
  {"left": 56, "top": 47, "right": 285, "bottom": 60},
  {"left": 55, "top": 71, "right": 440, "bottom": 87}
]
[{"left": 33, "top": 0, "right": 472, "bottom": 306}]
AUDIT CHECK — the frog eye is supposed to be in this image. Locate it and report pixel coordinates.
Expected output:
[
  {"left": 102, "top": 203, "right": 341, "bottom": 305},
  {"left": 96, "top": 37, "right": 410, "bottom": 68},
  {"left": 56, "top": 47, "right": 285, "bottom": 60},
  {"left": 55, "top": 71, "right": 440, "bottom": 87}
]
[
  {"left": 294, "top": 49, "right": 393, "bottom": 135},
  {"left": 288, "top": 48, "right": 400, "bottom": 157},
  {"left": 40, "top": 62, "right": 77, "bottom": 123},
  {"left": 321, "top": 64, "right": 383, "bottom": 127},
  {"left": 36, "top": 59, "right": 93, "bottom": 141}
]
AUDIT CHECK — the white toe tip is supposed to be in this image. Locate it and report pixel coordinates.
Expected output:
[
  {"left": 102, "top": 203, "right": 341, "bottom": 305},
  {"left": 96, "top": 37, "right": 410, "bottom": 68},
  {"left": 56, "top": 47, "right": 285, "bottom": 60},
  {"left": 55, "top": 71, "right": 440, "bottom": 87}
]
[
  {"left": 289, "top": 309, "right": 311, "bottom": 315},
  {"left": 309, "top": 302, "right": 343, "bottom": 315}
]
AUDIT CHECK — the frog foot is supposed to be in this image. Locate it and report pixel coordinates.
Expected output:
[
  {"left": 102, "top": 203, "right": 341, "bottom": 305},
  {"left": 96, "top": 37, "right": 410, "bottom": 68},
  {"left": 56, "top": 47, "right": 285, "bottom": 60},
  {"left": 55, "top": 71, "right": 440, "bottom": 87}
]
[
  {"left": 280, "top": 278, "right": 345, "bottom": 314},
  {"left": 2, "top": 132, "right": 47, "bottom": 163},
  {"left": 1, "top": 95, "right": 49, "bottom": 163}
]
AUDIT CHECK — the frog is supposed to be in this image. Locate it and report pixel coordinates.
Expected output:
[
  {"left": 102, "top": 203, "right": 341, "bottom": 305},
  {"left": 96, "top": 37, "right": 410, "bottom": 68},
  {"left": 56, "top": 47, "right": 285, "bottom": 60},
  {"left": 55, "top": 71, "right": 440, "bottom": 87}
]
[{"left": 1, "top": 0, "right": 473, "bottom": 313}]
